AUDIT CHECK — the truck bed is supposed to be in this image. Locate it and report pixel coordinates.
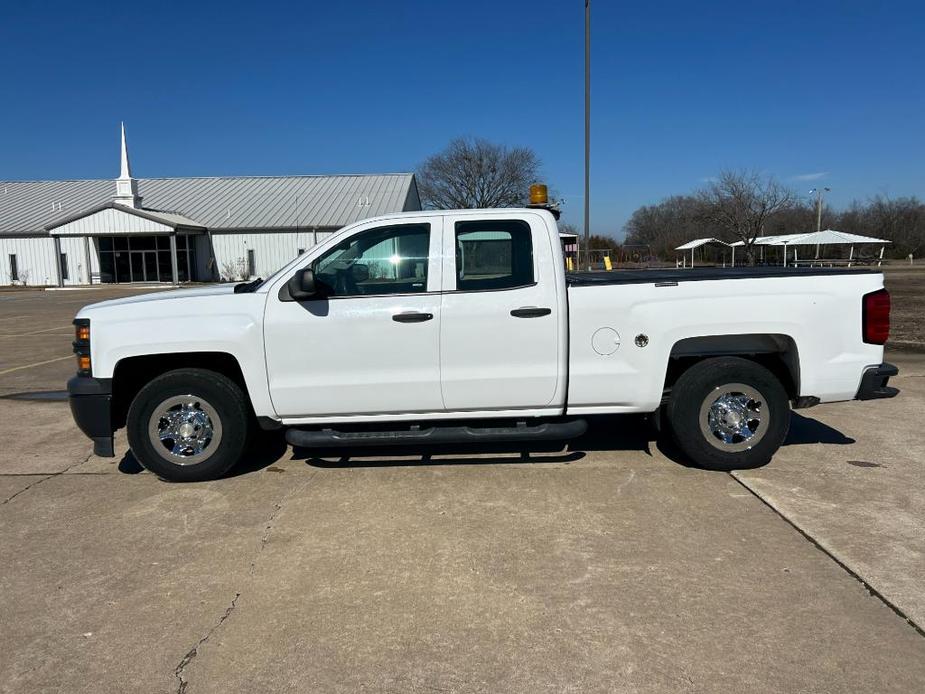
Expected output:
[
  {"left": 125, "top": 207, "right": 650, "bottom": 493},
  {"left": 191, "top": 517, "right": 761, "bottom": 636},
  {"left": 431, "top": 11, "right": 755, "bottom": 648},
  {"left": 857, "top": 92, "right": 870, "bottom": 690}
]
[{"left": 566, "top": 266, "right": 877, "bottom": 287}]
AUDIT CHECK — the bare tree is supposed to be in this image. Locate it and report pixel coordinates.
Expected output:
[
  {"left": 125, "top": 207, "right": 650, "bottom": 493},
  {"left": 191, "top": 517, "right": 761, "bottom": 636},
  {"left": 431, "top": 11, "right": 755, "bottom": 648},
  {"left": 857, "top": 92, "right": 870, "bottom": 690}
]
[
  {"left": 624, "top": 195, "right": 709, "bottom": 258},
  {"left": 862, "top": 195, "right": 925, "bottom": 258},
  {"left": 698, "top": 170, "right": 796, "bottom": 264},
  {"left": 417, "top": 137, "right": 542, "bottom": 209}
]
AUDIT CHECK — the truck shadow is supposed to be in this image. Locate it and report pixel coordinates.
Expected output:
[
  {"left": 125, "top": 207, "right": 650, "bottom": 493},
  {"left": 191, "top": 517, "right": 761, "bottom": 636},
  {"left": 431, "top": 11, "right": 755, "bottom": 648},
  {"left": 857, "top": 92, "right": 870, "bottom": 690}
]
[
  {"left": 285, "top": 412, "right": 854, "bottom": 472},
  {"left": 117, "top": 430, "right": 295, "bottom": 478},
  {"left": 784, "top": 413, "right": 855, "bottom": 446},
  {"left": 653, "top": 411, "right": 856, "bottom": 470},
  {"left": 117, "top": 412, "right": 855, "bottom": 477}
]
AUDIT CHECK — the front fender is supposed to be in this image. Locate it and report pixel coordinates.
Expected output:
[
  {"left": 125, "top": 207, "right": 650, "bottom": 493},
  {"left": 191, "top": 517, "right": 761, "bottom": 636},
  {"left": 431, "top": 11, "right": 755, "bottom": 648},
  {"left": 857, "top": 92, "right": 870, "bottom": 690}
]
[{"left": 78, "top": 293, "right": 275, "bottom": 419}]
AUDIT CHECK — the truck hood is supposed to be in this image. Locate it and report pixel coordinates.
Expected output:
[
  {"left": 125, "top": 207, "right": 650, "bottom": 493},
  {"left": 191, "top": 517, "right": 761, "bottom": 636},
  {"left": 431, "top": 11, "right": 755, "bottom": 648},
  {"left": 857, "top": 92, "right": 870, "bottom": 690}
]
[{"left": 78, "top": 284, "right": 240, "bottom": 313}]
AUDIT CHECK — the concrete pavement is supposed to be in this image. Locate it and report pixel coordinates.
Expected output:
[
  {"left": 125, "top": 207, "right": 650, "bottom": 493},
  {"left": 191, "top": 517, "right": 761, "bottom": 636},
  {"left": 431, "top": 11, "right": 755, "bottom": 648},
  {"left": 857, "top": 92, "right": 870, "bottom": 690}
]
[
  {"left": 0, "top": 287, "right": 923, "bottom": 692},
  {"left": 734, "top": 352, "right": 925, "bottom": 629}
]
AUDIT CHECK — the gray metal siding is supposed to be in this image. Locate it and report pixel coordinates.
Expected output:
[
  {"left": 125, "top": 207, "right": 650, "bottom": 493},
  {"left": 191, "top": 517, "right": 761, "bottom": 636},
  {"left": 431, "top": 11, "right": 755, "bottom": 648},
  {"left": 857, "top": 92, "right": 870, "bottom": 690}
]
[
  {"left": 0, "top": 236, "right": 58, "bottom": 285},
  {"left": 0, "top": 235, "right": 97, "bottom": 286},
  {"left": 211, "top": 230, "right": 334, "bottom": 280}
]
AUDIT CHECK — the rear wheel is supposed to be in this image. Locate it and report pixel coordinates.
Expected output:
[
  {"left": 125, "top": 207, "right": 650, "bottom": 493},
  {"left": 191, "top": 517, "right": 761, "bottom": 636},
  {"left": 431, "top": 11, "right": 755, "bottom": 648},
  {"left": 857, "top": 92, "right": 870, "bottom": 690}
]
[
  {"left": 126, "top": 368, "right": 251, "bottom": 482},
  {"left": 665, "top": 357, "right": 790, "bottom": 471}
]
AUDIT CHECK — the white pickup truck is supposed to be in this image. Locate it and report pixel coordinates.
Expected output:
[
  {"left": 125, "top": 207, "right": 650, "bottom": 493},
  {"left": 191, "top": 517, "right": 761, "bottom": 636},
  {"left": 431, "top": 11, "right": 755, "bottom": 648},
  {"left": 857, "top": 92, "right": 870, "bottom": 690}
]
[{"left": 68, "top": 208, "right": 898, "bottom": 482}]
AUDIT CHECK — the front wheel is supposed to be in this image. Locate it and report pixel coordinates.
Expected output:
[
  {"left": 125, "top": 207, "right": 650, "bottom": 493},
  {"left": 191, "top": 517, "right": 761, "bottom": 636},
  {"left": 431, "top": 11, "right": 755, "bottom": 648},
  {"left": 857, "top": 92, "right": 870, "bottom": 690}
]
[
  {"left": 665, "top": 357, "right": 790, "bottom": 471},
  {"left": 126, "top": 368, "right": 252, "bottom": 482}
]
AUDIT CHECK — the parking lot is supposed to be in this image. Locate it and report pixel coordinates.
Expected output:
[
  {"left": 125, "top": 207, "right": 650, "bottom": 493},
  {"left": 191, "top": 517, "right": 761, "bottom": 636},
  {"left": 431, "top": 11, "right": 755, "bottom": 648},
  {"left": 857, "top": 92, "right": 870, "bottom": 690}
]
[{"left": 1, "top": 285, "right": 924, "bottom": 693}]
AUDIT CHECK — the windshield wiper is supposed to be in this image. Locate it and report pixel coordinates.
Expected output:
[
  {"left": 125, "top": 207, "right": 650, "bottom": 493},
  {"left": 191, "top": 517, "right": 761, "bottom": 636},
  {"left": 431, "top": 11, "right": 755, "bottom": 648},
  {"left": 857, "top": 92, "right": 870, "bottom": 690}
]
[{"left": 234, "top": 278, "right": 263, "bottom": 294}]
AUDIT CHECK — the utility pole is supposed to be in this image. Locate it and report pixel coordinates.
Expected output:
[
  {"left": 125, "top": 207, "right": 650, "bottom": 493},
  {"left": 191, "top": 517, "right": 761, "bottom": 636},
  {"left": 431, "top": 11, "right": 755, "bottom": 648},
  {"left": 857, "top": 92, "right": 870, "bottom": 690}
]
[{"left": 584, "top": 0, "right": 591, "bottom": 270}]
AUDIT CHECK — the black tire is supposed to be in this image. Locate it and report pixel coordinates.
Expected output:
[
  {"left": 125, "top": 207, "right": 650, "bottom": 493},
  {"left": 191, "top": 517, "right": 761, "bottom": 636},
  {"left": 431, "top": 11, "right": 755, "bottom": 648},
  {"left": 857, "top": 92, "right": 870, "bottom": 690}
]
[
  {"left": 126, "top": 368, "right": 252, "bottom": 482},
  {"left": 665, "top": 357, "right": 790, "bottom": 471}
]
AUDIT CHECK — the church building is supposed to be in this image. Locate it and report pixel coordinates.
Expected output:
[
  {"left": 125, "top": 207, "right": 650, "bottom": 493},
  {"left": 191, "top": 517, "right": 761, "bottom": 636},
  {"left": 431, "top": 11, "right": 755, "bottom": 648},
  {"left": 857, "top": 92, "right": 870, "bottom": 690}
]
[{"left": 0, "top": 125, "right": 421, "bottom": 286}]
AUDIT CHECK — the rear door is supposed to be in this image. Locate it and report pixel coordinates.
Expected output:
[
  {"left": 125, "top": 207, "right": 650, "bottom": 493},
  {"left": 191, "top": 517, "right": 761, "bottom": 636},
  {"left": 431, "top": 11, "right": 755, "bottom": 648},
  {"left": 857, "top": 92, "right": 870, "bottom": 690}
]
[{"left": 439, "top": 213, "right": 564, "bottom": 411}]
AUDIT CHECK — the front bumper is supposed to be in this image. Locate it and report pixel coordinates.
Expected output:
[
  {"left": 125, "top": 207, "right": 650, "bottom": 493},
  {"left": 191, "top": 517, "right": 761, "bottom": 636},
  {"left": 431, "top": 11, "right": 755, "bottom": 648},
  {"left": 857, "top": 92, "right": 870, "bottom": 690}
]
[
  {"left": 855, "top": 363, "right": 899, "bottom": 401},
  {"left": 67, "top": 375, "right": 115, "bottom": 457}
]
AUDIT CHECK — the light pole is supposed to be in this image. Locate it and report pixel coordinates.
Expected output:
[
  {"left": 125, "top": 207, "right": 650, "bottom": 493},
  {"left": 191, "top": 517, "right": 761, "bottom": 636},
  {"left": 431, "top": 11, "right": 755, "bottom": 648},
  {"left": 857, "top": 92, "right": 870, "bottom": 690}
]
[
  {"left": 584, "top": 0, "right": 591, "bottom": 270},
  {"left": 811, "top": 186, "right": 831, "bottom": 233},
  {"left": 810, "top": 186, "right": 831, "bottom": 260}
]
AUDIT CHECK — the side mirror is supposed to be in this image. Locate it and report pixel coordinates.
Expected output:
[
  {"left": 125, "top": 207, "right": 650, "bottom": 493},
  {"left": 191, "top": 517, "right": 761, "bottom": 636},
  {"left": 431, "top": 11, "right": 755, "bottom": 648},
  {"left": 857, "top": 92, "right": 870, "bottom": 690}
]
[
  {"left": 287, "top": 268, "right": 317, "bottom": 301},
  {"left": 350, "top": 263, "right": 370, "bottom": 283}
]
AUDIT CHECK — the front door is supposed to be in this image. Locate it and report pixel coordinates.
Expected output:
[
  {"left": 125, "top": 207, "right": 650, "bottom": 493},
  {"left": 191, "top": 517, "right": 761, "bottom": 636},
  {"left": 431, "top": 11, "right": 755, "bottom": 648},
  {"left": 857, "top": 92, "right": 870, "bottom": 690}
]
[
  {"left": 439, "top": 214, "right": 563, "bottom": 411},
  {"left": 264, "top": 218, "right": 444, "bottom": 418}
]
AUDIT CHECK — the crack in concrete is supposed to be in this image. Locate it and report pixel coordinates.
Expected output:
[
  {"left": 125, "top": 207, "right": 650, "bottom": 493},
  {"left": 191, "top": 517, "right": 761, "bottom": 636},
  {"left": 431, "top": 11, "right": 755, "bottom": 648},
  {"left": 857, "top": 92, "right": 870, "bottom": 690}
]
[
  {"left": 1, "top": 452, "right": 93, "bottom": 505},
  {"left": 251, "top": 501, "right": 283, "bottom": 572},
  {"left": 170, "top": 471, "right": 319, "bottom": 692},
  {"left": 174, "top": 592, "right": 240, "bottom": 694},
  {"left": 250, "top": 470, "right": 318, "bottom": 573},
  {"left": 729, "top": 472, "right": 925, "bottom": 640}
]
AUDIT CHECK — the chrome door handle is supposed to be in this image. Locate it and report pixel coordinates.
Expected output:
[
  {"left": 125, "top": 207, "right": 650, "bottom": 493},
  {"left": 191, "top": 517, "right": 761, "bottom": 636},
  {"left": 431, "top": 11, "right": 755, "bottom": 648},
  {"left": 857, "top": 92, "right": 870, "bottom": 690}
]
[
  {"left": 510, "top": 307, "right": 552, "bottom": 318},
  {"left": 392, "top": 312, "right": 434, "bottom": 323}
]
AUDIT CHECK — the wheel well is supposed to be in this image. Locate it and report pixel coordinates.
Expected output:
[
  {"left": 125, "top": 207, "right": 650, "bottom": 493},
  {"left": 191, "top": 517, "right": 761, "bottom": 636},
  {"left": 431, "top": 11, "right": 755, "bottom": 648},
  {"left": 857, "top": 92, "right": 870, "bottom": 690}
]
[
  {"left": 111, "top": 352, "right": 248, "bottom": 429},
  {"left": 664, "top": 334, "right": 800, "bottom": 400}
]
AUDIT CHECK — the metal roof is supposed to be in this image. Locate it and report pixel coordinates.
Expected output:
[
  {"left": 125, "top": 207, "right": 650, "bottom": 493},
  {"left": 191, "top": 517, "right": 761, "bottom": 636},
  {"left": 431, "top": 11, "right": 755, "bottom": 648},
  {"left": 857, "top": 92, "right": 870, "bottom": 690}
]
[
  {"left": 730, "top": 230, "right": 890, "bottom": 247},
  {"left": 675, "top": 237, "right": 731, "bottom": 251},
  {"left": 0, "top": 173, "right": 420, "bottom": 236}
]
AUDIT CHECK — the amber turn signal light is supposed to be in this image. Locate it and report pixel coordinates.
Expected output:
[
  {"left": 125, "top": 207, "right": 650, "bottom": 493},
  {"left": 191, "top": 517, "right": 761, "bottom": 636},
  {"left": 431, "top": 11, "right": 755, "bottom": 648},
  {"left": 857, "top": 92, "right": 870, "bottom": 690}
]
[{"left": 73, "top": 319, "right": 91, "bottom": 375}]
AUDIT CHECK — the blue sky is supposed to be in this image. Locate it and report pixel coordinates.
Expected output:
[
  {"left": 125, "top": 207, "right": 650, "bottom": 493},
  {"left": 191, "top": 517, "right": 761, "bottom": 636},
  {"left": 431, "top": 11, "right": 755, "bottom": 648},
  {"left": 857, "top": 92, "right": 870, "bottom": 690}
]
[{"left": 1, "top": 0, "right": 922, "bottom": 237}]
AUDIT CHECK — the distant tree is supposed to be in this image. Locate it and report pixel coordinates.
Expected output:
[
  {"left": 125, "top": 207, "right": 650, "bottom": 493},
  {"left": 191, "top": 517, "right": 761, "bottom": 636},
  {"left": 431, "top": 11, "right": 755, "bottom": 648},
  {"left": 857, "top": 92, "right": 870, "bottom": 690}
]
[
  {"left": 623, "top": 179, "right": 924, "bottom": 262},
  {"left": 624, "top": 195, "right": 710, "bottom": 258},
  {"left": 417, "top": 137, "right": 542, "bottom": 209},
  {"left": 862, "top": 195, "right": 925, "bottom": 258},
  {"left": 587, "top": 234, "right": 622, "bottom": 252},
  {"left": 696, "top": 171, "right": 797, "bottom": 265},
  {"left": 763, "top": 202, "right": 819, "bottom": 237},
  {"left": 559, "top": 223, "right": 620, "bottom": 251}
]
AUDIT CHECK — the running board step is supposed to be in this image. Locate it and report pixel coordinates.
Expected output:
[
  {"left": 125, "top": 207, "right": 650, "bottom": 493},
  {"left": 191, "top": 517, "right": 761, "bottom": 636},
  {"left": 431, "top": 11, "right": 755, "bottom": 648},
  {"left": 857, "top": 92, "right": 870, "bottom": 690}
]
[{"left": 285, "top": 419, "right": 588, "bottom": 448}]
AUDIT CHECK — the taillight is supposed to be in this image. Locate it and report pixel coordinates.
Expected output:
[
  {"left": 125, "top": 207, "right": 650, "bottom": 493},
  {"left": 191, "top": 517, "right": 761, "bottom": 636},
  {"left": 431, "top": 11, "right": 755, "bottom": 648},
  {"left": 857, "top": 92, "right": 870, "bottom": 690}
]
[
  {"left": 862, "top": 289, "right": 890, "bottom": 345},
  {"left": 73, "top": 318, "right": 92, "bottom": 375}
]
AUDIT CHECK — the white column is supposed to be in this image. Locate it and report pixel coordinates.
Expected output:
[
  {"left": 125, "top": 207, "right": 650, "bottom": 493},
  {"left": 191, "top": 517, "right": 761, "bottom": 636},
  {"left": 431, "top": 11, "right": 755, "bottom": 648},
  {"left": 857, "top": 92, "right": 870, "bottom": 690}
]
[
  {"left": 83, "top": 236, "right": 93, "bottom": 284},
  {"left": 53, "top": 236, "right": 63, "bottom": 287},
  {"left": 170, "top": 233, "right": 179, "bottom": 285}
]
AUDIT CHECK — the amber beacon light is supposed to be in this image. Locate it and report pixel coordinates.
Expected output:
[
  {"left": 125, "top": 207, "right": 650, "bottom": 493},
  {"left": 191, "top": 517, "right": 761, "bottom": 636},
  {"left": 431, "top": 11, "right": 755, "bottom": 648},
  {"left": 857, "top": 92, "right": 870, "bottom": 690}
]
[{"left": 529, "top": 183, "right": 548, "bottom": 205}]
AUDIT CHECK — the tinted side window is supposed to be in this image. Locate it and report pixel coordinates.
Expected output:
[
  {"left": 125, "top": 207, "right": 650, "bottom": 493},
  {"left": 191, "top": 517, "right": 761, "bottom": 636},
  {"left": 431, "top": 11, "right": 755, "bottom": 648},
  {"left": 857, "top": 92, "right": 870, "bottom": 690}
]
[
  {"left": 455, "top": 220, "right": 534, "bottom": 291},
  {"left": 312, "top": 224, "right": 430, "bottom": 297}
]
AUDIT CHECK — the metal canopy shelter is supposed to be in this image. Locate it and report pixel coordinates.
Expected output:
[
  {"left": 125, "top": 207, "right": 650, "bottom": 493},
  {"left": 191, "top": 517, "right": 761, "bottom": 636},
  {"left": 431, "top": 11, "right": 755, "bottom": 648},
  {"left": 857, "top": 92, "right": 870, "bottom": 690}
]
[
  {"left": 730, "top": 230, "right": 890, "bottom": 267},
  {"left": 675, "top": 238, "right": 735, "bottom": 268}
]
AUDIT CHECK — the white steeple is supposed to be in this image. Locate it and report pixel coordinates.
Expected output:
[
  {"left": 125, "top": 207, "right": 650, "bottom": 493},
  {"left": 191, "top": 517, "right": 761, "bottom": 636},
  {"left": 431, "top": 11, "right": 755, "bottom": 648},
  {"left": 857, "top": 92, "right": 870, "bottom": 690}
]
[{"left": 114, "top": 122, "right": 142, "bottom": 208}]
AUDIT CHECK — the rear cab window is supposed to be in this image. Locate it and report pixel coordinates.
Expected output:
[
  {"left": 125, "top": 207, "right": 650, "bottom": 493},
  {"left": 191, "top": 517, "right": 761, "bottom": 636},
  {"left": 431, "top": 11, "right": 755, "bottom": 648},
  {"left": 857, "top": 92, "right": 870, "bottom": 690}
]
[{"left": 454, "top": 220, "right": 534, "bottom": 291}]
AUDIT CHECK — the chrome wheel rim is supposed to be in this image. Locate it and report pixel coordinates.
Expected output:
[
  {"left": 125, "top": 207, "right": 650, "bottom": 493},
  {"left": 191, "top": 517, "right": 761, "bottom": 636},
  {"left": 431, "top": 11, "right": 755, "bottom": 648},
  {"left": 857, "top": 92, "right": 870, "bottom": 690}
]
[
  {"left": 147, "top": 395, "right": 223, "bottom": 465},
  {"left": 698, "top": 383, "right": 769, "bottom": 452}
]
